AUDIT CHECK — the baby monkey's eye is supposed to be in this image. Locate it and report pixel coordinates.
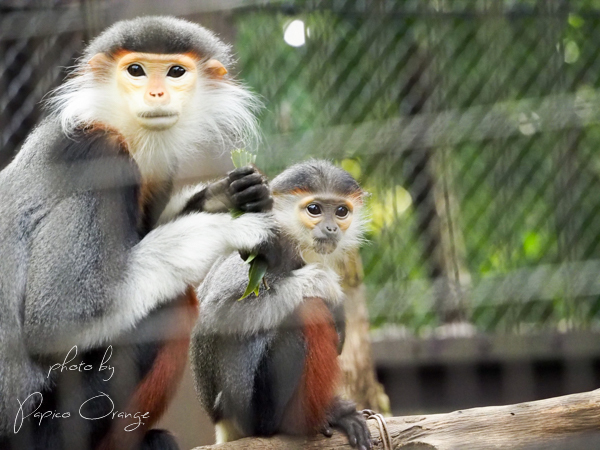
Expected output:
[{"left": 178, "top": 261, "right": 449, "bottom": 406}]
[
  {"left": 335, "top": 205, "right": 349, "bottom": 218},
  {"left": 127, "top": 64, "right": 146, "bottom": 77},
  {"left": 306, "top": 203, "right": 322, "bottom": 216},
  {"left": 167, "top": 66, "right": 186, "bottom": 78}
]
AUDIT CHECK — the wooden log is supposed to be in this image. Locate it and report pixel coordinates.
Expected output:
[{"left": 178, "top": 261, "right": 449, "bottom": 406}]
[{"left": 192, "top": 389, "right": 600, "bottom": 449}]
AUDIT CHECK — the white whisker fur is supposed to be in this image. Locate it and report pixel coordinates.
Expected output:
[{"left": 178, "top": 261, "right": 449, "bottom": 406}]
[
  {"left": 46, "top": 64, "right": 261, "bottom": 182},
  {"left": 273, "top": 193, "right": 368, "bottom": 271}
]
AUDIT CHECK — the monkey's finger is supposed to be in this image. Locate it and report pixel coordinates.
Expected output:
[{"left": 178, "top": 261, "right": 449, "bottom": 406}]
[
  {"left": 353, "top": 420, "right": 371, "bottom": 450},
  {"left": 337, "top": 420, "right": 358, "bottom": 448},
  {"left": 320, "top": 426, "right": 333, "bottom": 438},
  {"left": 240, "top": 197, "right": 274, "bottom": 213},
  {"left": 205, "top": 177, "right": 231, "bottom": 198},
  {"left": 232, "top": 184, "right": 270, "bottom": 206},
  {"left": 352, "top": 422, "right": 364, "bottom": 448},
  {"left": 348, "top": 432, "right": 358, "bottom": 447},
  {"left": 228, "top": 165, "right": 256, "bottom": 181},
  {"left": 210, "top": 177, "right": 231, "bottom": 190},
  {"left": 229, "top": 173, "right": 264, "bottom": 193}
]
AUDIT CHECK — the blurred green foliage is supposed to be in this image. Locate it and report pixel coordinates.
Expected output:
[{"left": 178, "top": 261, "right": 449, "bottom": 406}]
[{"left": 233, "top": 0, "right": 600, "bottom": 334}]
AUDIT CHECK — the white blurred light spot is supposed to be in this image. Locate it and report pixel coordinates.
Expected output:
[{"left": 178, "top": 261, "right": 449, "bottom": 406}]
[
  {"left": 518, "top": 112, "right": 541, "bottom": 136},
  {"left": 284, "top": 20, "right": 306, "bottom": 47}
]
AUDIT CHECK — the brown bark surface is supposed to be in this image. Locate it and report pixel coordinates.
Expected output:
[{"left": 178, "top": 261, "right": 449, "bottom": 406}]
[{"left": 192, "top": 388, "right": 600, "bottom": 449}]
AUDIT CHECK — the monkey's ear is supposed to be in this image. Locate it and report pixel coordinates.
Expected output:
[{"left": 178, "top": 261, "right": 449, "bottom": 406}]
[
  {"left": 88, "top": 53, "right": 113, "bottom": 76},
  {"left": 204, "top": 59, "right": 228, "bottom": 79}
]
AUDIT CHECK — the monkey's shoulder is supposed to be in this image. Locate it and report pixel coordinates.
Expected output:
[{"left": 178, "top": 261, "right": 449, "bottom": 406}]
[
  {"left": 6, "top": 118, "right": 140, "bottom": 197},
  {"left": 13, "top": 117, "right": 126, "bottom": 161}
]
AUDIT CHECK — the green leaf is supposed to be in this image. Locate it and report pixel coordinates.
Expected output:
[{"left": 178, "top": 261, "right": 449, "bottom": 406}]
[
  {"left": 244, "top": 253, "right": 258, "bottom": 263},
  {"left": 231, "top": 148, "right": 257, "bottom": 169},
  {"left": 231, "top": 147, "right": 264, "bottom": 300},
  {"left": 238, "top": 256, "right": 269, "bottom": 301}
]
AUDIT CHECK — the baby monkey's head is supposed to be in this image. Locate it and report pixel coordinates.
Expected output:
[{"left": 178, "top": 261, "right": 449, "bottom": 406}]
[{"left": 271, "top": 160, "right": 367, "bottom": 264}]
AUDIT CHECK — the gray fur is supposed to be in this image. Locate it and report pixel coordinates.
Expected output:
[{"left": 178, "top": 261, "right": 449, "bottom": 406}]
[
  {"left": 0, "top": 115, "right": 272, "bottom": 435},
  {"left": 191, "top": 274, "right": 307, "bottom": 436},
  {"left": 82, "top": 16, "right": 233, "bottom": 66},
  {"left": 0, "top": 16, "right": 269, "bottom": 436},
  {"left": 0, "top": 118, "right": 98, "bottom": 431},
  {"left": 271, "top": 159, "right": 362, "bottom": 197},
  {"left": 195, "top": 252, "right": 343, "bottom": 336},
  {"left": 190, "top": 160, "right": 367, "bottom": 442}
]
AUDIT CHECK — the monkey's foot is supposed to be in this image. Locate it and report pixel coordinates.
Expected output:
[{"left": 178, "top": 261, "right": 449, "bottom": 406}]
[
  {"left": 141, "top": 429, "right": 180, "bottom": 450},
  {"left": 322, "top": 398, "right": 373, "bottom": 450}
]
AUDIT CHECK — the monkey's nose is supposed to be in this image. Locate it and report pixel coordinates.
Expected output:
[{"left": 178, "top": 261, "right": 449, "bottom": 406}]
[
  {"left": 326, "top": 225, "right": 338, "bottom": 233},
  {"left": 145, "top": 87, "right": 170, "bottom": 105}
]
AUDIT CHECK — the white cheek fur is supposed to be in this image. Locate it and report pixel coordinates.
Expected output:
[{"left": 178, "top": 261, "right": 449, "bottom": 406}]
[
  {"left": 273, "top": 194, "right": 368, "bottom": 268},
  {"left": 47, "top": 63, "right": 261, "bottom": 183}
]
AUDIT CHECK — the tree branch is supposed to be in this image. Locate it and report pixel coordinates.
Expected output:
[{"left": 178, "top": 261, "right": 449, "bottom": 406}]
[{"left": 192, "top": 389, "right": 600, "bottom": 449}]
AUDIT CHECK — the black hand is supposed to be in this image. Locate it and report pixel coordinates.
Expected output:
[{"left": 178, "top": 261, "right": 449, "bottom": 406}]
[{"left": 228, "top": 166, "right": 273, "bottom": 213}]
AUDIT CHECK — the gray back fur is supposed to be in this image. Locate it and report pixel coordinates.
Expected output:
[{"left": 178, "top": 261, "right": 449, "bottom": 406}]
[
  {"left": 0, "top": 117, "right": 139, "bottom": 433},
  {"left": 0, "top": 119, "right": 65, "bottom": 432}
]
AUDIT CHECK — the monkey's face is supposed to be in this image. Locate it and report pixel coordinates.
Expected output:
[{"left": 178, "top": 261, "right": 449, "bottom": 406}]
[
  {"left": 297, "top": 195, "right": 355, "bottom": 255},
  {"left": 112, "top": 52, "right": 200, "bottom": 130},
  {"left": 88, "top": 51, "right": 229, "bottom": 132},
  {"left": 271, "top": 162, "right": 367, "bottom": 266}
]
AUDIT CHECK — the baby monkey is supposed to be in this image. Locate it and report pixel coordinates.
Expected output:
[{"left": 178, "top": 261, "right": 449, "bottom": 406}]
[{"left": 191, "top": 160, "right": 371, "bottom": 449}]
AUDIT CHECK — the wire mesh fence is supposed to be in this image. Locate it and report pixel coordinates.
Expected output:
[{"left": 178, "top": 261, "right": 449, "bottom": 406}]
[
  {"left": 239, "top": 0, "right": 600, "bottom": 335},
  {"left": 3, "top": 0, "right": 600, "bottom": 337}
]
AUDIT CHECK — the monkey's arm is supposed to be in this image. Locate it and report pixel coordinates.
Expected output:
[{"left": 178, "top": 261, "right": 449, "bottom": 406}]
[
  {"left": 197, "top": 254, "right": 343, "bottom": 335},
  {"left": 159, "top": 166, "right": 272, "bottom": 223},
  {"left": 25, "top": 211, "right": 271, "bottom": 354},
  {"left": 21, "top": 128, "right": 272, "bottom": 355}
]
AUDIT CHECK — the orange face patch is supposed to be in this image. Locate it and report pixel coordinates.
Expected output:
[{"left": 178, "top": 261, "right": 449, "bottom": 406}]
[
  {"left": 88, "top": 51, "right": 205, "bottom": 130},
  {"left": 298, "top": 196, "right": 319, "bottom": 230},
  {"left": 296, "top": 195, "right": 356, "bottom": 231},
  {"left": 336, "top": 200, "right": 355, "bottom": 231},
  {"left": 115, "top": 52, "right": 199, "bottom": 104}
]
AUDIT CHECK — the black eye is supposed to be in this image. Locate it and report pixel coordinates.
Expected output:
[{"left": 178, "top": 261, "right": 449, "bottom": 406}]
[
  {"left": 167, "top": 66, "right": 186, "bottom": 78},
  {"left": 127, "top": 64, "right": 145, "bottom": 77},
  {"left": 335, "top": 205, "right": 349, "bottom": 218},
  {"left": 306, "top": 203, "right": 322, "bottom": 216}
]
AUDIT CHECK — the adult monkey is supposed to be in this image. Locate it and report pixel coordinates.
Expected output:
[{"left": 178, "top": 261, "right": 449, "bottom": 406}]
[{"left": 0, "top": 16, "right": 280, "bottom": 450}]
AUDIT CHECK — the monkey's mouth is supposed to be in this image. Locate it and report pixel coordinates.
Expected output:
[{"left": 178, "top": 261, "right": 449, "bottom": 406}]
[
  {"left": 138, "top": 111, "right": 179, "bottom": 118},
  {"left": 313, "top": 238, "right": 338, "bottom": 255},
  {"left": 137, "top": 111, "right": 180, "bottom": 129}
]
